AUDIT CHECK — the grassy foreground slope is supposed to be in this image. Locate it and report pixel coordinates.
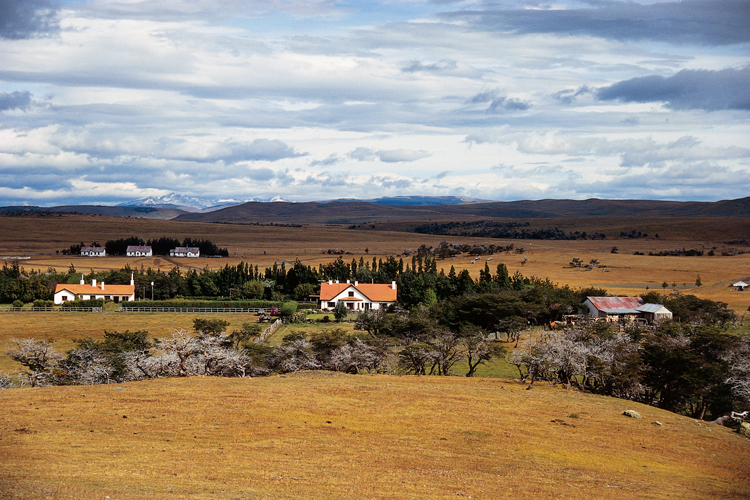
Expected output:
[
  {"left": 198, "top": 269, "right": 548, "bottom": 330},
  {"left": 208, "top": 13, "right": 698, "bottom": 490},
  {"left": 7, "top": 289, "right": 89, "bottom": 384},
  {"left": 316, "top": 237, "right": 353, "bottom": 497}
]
[{"left": 1, "top": 374, "right": 748, "bottom": 500}]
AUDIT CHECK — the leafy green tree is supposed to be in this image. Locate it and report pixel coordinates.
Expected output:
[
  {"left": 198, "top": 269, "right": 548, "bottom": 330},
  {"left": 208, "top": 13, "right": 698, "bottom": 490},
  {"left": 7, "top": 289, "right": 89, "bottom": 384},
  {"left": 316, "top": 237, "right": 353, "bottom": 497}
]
[
  {"left": 333, "top": 302, "right": 349, "bottom": 322},
  {"left": 280, "top": 301, "right": 299, "bottom": 321},
  {"left": 193, "top": 318, "right": 230, "bottom": 337},
  {"left": 240, "top": 281, "right": 265, "bottom": 299}
]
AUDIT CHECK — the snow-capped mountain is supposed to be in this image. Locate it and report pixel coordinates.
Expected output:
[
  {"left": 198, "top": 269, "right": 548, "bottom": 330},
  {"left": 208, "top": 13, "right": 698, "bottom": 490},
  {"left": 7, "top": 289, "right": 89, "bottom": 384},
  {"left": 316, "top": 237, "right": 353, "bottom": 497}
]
[{"left": 117, "top": 193, "right": 287, "bottom": 212}]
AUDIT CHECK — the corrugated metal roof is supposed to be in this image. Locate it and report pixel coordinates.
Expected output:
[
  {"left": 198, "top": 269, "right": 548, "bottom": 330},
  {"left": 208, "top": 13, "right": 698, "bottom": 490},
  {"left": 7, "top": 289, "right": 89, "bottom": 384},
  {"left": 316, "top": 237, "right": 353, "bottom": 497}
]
[
  {"left": 586, "top": 296, "right": 644, "bottom": 313},
  {"left": 637, "top": 303, "right": 669, "bottom": 313}
]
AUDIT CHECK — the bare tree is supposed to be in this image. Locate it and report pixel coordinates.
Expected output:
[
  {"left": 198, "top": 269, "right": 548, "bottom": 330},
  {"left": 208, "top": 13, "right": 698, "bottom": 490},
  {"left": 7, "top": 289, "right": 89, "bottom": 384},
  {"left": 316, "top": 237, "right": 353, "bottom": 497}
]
[
  {"left": 725, "top": 337, "right": 750, "bottom": 405},
  {"left": 6, "top": 338, "right": 61, "bottom": 387},
  {"left": 0, "top": 371, "right": 13, "bottom": 389},
  {"left": 461, "top": 330, "right": 505, "bottom": 377}
]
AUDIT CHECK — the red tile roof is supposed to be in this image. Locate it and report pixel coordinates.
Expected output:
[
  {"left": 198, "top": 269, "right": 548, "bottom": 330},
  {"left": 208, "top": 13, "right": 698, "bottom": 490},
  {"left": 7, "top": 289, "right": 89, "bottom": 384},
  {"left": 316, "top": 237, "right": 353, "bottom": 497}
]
[
  {"left": 55, "top": 284, "right": 135, "bottom": 295},
  {"left": 319, "top": 282, "right": 397, "bottom": 302}
]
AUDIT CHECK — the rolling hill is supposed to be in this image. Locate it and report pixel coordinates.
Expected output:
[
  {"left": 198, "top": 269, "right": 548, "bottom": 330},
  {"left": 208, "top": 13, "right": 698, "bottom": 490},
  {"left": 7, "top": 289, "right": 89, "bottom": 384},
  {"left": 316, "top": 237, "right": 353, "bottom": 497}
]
[{"left": 175, "top": 197, "right": 750, "bottom": 225}]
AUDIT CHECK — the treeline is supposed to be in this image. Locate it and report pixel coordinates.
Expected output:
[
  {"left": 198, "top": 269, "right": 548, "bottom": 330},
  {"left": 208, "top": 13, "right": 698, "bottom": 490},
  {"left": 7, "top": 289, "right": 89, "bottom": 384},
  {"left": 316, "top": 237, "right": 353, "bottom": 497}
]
[
  {"left": 4, "top": 291, "right": 746, "bottom": 423},
  {"left": 511, "top": 321, "right": 748, "bottom": 420},
  {"left": 61, "top": 236, "right": 229, "bottom": 256},
  {"left": 414, "top": 221, "right": 607, "bottom": 240}
]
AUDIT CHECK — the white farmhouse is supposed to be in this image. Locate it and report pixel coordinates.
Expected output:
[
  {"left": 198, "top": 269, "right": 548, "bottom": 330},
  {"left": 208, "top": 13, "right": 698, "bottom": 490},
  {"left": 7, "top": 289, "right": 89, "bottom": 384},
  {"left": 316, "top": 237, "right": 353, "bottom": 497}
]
[
  {"left": 54, "top": 274, "right": 136, "bottom": 304},
  {"left": 126, "top": 245, "right": 152, "bottom": 257},
  {"left": 318, "top": 280, "right": 397, "bottom": 311},
  {"left": 170, "top": 247, "right": 200, "bottom": 258},
  {"left": 80, "top": 246, "right": 105, "bottom": 257}
]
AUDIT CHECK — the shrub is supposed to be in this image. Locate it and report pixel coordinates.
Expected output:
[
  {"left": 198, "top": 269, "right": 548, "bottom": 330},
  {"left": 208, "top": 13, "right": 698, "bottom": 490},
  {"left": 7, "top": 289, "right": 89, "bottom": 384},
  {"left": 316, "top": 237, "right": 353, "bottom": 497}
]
[{"left": 12, "top": 300, "right": 23, "bottom": 308}]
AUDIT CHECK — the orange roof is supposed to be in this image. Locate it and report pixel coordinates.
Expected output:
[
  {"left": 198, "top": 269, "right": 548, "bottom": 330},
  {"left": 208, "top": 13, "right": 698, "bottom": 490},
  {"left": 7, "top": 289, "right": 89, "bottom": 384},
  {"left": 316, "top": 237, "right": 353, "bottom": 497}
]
[
  {"left": 55, "top": 284, "right": 135, "bottom": 295},
  {"left": 319, "top": 282, "right": 397, "bottom": 302}
]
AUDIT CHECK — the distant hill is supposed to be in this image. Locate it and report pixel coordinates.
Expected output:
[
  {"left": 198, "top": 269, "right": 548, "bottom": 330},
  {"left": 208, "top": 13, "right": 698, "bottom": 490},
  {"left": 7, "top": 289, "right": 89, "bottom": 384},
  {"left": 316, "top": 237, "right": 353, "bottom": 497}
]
[
  {"left": 0, "top": 205, "right": 187, "bottom": 220},
  {"left": 174, "top": 197, "right": 750, "bottom": 225},
  {"left": 327, "top": 196, "right": 489, "bottom": 206}
]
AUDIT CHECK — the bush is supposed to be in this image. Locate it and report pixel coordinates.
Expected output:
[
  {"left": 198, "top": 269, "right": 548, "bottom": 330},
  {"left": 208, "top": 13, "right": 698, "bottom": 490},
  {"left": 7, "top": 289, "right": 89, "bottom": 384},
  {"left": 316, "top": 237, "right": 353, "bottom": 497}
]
[
  {"left": 61, "top": 299, "right": 104, "bottom": 309},
  {"left": 33, "top": 300, "right": 53, "bottom": 308},
  {"left": 12, "top": 300, "right": 23, "bottom": 308}
]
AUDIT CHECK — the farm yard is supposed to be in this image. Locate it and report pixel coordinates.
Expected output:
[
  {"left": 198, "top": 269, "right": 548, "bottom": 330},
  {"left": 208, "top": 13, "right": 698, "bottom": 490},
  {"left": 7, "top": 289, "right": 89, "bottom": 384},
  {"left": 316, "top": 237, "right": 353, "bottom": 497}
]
[{"left": 1, "top": 212, "right": 749, "bottom": 499}]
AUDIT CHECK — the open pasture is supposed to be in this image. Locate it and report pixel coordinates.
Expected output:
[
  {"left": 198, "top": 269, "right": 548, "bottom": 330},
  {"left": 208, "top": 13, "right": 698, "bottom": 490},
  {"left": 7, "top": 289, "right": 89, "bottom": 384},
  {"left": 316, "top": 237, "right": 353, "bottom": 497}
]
[
  {"left": 1, "top": 374, "right": 749, "bottom": 500},
  {"left": 1, "top": 213, "right": 749, "bottom": 313}
]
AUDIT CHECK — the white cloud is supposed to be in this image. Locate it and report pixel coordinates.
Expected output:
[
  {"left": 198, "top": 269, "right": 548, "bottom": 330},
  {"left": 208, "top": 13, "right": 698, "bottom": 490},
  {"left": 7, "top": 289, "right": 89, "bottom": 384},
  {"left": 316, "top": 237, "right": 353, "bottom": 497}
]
[{"left": 0, "top": 0, "right": 746, "bottom": 205}]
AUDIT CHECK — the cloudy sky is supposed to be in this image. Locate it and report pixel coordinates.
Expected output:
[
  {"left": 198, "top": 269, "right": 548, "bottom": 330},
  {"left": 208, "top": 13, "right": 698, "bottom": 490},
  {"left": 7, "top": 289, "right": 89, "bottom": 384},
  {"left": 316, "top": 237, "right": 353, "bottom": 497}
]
[{"left": 0, "top": 0, "right": 748, "bottom": 206}]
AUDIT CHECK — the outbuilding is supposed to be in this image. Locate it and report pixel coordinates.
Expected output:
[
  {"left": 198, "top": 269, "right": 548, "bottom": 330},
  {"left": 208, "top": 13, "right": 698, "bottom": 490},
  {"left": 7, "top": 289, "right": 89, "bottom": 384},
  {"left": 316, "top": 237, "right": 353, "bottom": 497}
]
[
  {"left": 80, "top": 246, "right": 105, "bottom": 257},
  {"left": 170, "top": 247, "right": 200, "bottom": 258},
  {"left": 733, "top": 281, "right": 748, "bottom": 291},
  {"left": 126, "top": 245, "right": 152, "bottom": 257}
]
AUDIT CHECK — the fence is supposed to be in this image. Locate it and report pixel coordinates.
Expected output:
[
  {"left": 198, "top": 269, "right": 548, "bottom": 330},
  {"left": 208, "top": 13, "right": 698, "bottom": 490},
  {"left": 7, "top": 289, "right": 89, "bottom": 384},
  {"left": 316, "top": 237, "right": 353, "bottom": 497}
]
[
  {"left": 254, "top": 319, "right": 282, "bottom": 344},
  {"left": 0, "top": 307, "right": 103, "bottom": 313},
  {"left": 120, "top": 307, "right": 261, "bottom": 313}
]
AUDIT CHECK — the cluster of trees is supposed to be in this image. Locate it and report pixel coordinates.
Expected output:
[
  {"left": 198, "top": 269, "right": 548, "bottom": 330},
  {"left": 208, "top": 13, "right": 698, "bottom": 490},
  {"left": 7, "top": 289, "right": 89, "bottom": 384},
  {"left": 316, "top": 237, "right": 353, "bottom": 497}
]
[
  {"left": 61, "top": 236, "right": 229, "bottom": 257},
  {"left": 511, "top": 321, "right": 749, "bottom": 420},
  {"left": 648, "top": 248, "right": 704, "bottom": 257},
  {"left": 414, "top": 221, "right": 607, "bottom": 241}
]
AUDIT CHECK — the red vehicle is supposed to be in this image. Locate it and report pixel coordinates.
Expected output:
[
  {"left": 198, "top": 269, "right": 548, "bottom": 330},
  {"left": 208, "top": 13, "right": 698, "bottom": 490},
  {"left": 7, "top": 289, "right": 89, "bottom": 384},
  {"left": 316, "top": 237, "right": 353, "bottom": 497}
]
[{"left": 269, "top": 306, "right": 280, "bottom": 316}]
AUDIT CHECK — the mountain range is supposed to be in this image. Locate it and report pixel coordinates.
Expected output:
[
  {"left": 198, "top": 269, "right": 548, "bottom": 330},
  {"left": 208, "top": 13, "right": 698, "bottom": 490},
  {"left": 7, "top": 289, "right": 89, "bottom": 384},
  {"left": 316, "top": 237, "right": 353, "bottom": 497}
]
[{"left": 3, "top": 195, "right": 749, "bottom": 223}]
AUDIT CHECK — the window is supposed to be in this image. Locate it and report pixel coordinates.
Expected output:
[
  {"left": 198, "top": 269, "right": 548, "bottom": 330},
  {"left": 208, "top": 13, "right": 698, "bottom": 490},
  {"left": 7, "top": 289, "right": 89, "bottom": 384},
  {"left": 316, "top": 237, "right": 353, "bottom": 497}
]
[
  {"left": 328, "top": 302, "right": 335, "bottom": 308},
  {"left": 348, "top": 291, "right": 354, "bottom": 297}
]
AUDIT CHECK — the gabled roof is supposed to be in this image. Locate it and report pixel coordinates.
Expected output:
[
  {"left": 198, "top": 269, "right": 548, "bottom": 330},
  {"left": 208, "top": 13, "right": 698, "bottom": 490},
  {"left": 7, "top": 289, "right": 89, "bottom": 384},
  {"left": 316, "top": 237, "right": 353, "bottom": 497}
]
[
  {"left": 55, "top": 284, "right": 135, "bottom": 295},
  {"left": 171, "top": 247, "right": 200, "bottom": 253},
  {"left": 81, "top": 246, "right": 104, "bottom": 252},
  {"left": 320, "top": 282, "right": 397, "bottom": 302},
  {"left": 733, "top": 281, "right": 748, "bottom": 287},
  {"left": 127, "top": 245, "right": 151, "bottom": 252},
  {"left": 637, "top": 303, "right": 670, "bottom": 313},
  {"left": 586, "top": 296, "right": 644, "bottom": 314}
]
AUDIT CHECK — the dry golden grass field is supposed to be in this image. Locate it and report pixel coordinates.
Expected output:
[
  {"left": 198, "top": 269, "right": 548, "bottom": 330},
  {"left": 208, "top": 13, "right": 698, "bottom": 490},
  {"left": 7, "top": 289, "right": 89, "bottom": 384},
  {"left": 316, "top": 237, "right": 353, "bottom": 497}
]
[
  {"left": 1, "top": 374, "right": 749, "bottom": 500},
  {"left": 2, "top": 214, "right": 748, "bottom": 313},
  {"left": 1, "top": 214, "right": 750, "bottom": 499}
]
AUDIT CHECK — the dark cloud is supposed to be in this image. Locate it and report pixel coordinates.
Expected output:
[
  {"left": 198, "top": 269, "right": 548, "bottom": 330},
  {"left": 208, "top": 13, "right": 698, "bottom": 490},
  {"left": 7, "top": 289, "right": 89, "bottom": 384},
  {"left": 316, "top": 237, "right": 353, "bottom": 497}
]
[
  {"left": 0, "top": 90, "right": 32, "bottom": 111},
  {"left": 552, "top": 86, "right": 593, "bottom": 104},
  {"left": 0, "top": 0, "right": 58, "bottom": 39},
  {"left": 441, "top": 0, "right": 750, "bottom": 46},
  {"left": 597, "top": 66, "right": 750, "bottom": 111},
  {"left": 468, "top": 89, "right": 531, "bottom": 113},
  {"left": 487, "top": 96, "right": 530, "bottom": 113}
]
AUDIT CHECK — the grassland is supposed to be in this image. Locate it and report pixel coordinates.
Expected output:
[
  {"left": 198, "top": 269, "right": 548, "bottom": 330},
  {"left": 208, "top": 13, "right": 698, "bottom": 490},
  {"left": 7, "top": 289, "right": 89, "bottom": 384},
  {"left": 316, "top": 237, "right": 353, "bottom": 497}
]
[
  {"left": 1, "top": 374, "right": 748, "bottom": 500},
  {"left": 1, "top": 213, "right": 750, "bottom": 499}
]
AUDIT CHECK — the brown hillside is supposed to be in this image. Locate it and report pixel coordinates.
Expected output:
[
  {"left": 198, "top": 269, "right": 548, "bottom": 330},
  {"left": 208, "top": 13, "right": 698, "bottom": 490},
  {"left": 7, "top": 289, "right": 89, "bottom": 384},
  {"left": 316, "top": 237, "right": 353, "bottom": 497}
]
[
  {"left": 175, "top": 197, "right": 750, "bottom": 225},
  {"left": 0, "top": 374, "right": 748, "bottom": 500}
]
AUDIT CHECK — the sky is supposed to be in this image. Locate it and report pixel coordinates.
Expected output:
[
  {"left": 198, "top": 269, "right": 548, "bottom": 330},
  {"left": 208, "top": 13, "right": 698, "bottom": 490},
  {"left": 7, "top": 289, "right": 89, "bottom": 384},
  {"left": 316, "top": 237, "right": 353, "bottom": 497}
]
[{"left": 0, "top": 0, "right": 748, "bottom": 206}]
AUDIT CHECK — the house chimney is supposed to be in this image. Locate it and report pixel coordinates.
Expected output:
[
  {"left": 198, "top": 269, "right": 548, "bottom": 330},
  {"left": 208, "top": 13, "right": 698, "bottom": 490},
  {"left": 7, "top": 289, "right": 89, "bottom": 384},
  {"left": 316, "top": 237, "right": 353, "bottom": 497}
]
[
  {"left": 354, "top": 281, "right": 358, "bottom": 286},
  {"left": 391, "top": 280, "right": 396, "bottom": 289},
  {"left": 130, "top": 272, "right": 134, "bottom": 286},
  {"left": 328, "top": 280, "right": 332, "bottom": 285},
  {"left": 92, "top": 279, "right": 97, "bottom": 288},
  {"left": 100, "top": 281, "right": 105, "bottom": 290},
  {"left": 80, "top": 274, "right": 84, "bottom": 285},
  {"left": 346, "top": 279, "right": 350, "bottom": 284}
]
